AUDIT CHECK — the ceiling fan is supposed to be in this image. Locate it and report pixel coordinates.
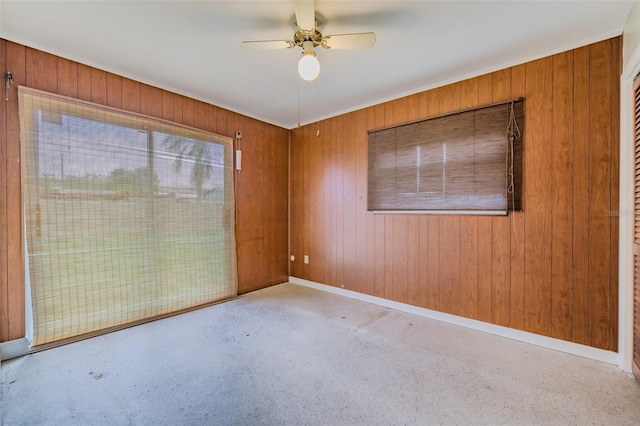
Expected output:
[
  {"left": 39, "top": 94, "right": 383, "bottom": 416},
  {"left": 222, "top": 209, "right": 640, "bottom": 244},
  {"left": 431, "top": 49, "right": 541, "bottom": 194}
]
[{"left": 241, "top": 0, "right": 376, "bottom": 81}]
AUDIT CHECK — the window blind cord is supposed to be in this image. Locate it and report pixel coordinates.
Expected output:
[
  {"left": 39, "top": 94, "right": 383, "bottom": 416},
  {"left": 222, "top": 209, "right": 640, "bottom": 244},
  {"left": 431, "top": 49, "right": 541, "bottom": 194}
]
[{"left": 507, "top": 101, "right": 522, "bottom": 241}]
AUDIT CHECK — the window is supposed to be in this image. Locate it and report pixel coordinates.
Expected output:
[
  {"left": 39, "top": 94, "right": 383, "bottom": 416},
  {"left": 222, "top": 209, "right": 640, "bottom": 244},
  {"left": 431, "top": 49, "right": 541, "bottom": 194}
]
[
  {"left": 19, "top": 87, "right": 237, "bottom": 347},
  {"left": 367, "top": 99, "right": 523, "bottom": 214}
]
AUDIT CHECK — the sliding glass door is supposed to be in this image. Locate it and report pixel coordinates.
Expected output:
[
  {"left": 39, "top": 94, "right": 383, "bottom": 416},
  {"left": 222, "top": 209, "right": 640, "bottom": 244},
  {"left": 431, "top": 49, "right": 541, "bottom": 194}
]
[{"left": 19, "top": 87, "right": 237, "bottom": 346}]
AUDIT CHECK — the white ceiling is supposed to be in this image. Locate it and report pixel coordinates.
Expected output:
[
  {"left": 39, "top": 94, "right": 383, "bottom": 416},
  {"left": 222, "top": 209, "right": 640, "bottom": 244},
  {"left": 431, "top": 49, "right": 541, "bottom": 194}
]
[{"left": 0, "top": 1, "right": 635, "bottom": 129}]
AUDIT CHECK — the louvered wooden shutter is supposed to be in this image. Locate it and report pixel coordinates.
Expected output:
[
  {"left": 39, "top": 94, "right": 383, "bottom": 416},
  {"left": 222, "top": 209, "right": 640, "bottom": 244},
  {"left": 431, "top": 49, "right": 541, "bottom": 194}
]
[{"left": 633, "top": 74, "right": 640, "bottom": 378}]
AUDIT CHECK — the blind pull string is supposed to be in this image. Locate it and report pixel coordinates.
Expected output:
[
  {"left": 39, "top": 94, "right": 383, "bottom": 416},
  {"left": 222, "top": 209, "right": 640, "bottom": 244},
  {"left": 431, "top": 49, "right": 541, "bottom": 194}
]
[
  {"left": 297, "top": 72, "right": 301, "bottom": 129},
  {"left": 507, "top": 100, "right": 521, "bottom": 242},
  {"left": 506, "top": 101, "right": 520, "bottom": 196}
]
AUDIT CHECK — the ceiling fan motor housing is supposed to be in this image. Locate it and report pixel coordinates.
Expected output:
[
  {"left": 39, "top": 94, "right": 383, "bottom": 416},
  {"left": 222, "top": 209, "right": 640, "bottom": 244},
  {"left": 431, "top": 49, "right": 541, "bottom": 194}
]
[{"left": 294, "top": 29, "right": 324, "bottom": 49}]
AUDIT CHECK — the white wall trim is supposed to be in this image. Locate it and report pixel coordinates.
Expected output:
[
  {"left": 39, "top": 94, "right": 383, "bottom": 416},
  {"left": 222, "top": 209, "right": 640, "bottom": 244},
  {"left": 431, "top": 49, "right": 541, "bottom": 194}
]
[
  {"left": 290, "top": 277, "right": 618, "bottom": 366},
  {"left": 618, "top": 28, "right": 640, "bottom": 373},
  {"left": 0, "top": 337, "right": 30, "bottom": 361},
  {"left": 618, "top": 81, "right": 634, "bottom": 372}
]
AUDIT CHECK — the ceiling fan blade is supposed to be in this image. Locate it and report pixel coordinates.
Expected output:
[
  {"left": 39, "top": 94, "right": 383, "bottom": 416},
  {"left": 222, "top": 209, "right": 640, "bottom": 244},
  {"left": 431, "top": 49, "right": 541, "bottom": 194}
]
[
  {"left": 322, "top": 32, "right": 377, "bottom": 50},
  {"left": 241, "top": 40, "right": 295, "bottom": 50},
  {"left": 294, "top": 0, "right": 315, "bottom": 30}
]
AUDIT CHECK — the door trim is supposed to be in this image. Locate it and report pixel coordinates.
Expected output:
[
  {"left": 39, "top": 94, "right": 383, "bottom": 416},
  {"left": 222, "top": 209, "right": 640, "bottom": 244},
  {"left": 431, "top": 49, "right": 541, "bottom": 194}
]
[{"left": 620, "top": 38, "right": 640, "bottom": 372}]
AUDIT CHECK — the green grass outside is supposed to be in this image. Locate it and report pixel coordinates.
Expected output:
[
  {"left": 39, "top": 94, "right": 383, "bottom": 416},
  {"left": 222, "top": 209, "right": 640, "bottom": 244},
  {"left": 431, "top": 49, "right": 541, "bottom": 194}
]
[{"left": 27, "top": 198, "right": 235, "bottom": 345}]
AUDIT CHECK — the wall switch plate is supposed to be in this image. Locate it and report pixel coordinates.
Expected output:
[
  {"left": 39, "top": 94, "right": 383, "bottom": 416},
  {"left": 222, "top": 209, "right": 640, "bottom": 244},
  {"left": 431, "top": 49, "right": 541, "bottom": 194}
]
[{"left": 304, "top": 255, "right": 309, "bottom": 264}]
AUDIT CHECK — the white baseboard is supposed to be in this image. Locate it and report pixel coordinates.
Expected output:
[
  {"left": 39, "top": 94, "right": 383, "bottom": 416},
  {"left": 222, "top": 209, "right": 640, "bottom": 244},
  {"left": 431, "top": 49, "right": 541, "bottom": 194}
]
[
  {"left": 289, "top": 277, "right": 619, "bottom": 366},
  {"left": 0, "top": 337, "right": 30, "bottom": 361}
]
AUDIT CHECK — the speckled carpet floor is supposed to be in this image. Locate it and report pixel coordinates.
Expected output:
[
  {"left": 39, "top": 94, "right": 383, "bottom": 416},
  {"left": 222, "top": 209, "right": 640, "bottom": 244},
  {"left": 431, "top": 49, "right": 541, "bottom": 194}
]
[{"left": 2, "top": 282, "right": 640, "bottom": 425}]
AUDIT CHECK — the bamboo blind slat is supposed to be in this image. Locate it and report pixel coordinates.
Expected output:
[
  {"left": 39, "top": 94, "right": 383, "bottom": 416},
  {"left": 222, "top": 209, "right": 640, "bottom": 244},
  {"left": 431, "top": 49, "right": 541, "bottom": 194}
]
[
  {"left": 367, "top": 99, "right": 523, "bottom": 213},
  {"left": 19, "top": 87, "right": 237, "bottom": 346}
]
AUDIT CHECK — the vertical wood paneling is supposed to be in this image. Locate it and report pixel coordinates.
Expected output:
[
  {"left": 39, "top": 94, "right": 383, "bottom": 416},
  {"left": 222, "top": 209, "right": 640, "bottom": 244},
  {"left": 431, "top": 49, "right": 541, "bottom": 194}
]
[
  {"left": 491, "top": 69, "right": 511, "bottom": 327},
  {"left": 121, "top": 78, "right": 140, "bottom": 113},
  {"left": 382, "top": 102, "right": 395, "bottom": 299},
  {"left": 182, "top": 97, "right": 194, "bottom": 127},
  {"left": 437, "top": 83, "right": 461, "bottom": 315},
  {"left": 258, "top": 121, "right": 269, "bottom": 282},
  {"left": 90, "top": 69, "right": 107, "bottom": 105},
  {"left": 57, "top": 57, "right": 77, "bottom": 97},
  {"left": 250, "top": 120, "right": 267, "bottom": 284},
  {"left": 162, "top": 90, "right": 174, "bottom": 122},
  {"left": 293, "top": 124, "right": 303, "bottom": 280},
  {"left": 107, "top": 73, "right": 122, "bottom": 109},
  {"left": 372, "top": 104, "right": 386, "bottom": 298},
  {"left": 26, "top": 47, "right": 57, "bottom": 92},
  {"left": 572, "top": 45, "right": 590, "bottom": 345},
  {"left": 313, "top": 121, "right": 327, "bottom": 285},
  {"left": 303, "top": 122, "right": 311, "bottom": 280},
  {"left": 391, "top": 99, "right": 409, "bottom": 303},
  {"left": 0, "top": 42, "right": 289, "bottom": 342},
  {"left": 191, "top": 100, "right": 208, "bottom": 131},
  {"left": 551, "top": 50, "right": 574, "bottom": 341},
  {"left": 289, "top": 37, "right": 621, "bottom": 351},
  {"left": 140, "top": 84, "right": 163, "bottom": 119},
  {"left": 524, "top": 56, "right": 553, "bottom": 337},
  {"left": 459, "top": 77, "right": 479, "bottom": 320},
  {"left": 291, "top": 126, "right": 302, "bottom": 279},
  {"left": 273, "top": 126, "right": 289, "bottom": 286},
  {"left": 588, "top": 40, "right": 612, "bottom": 349},
  {"left": 309, "top": 123, "right": 320, "bottom": 282},
  {"left": 609, "top": 36, "right": 621, "bottom": 351},
  {"left": 173, "top": 91, "right": 183, "bottom": 124},
  {"left": 476, "top": 73, "right": 493, "bottom": 323},
  {"left": 342, "top": 112, "right": 357, "bottom": 291},
  {"left": 365, "top": 109, "right": 377, "bottom": 297},
  {"left": 6, "top": 41, "right": 26, "bottom": 340},
  {"left": 326, "top": 118, "right": 337, "bottom": 287},
  {"left": 0, "top": 39, "right": 9, "bottom": 341},
  {"left": 207, "top": 105, "right": 217, "bottom": 133},
  {"left": 417, "top": 91, "right": 431, "bottom": 309},
  {"left": 406, "top": 94, "right": 421, "bottom": 306},
  {"left": 216, "top": 105, "right": 227, "bottom": 135},
  {"left": 77, "top": 63, "right": 91, "bottom": 102},
  {"left": 510, "top": 64, "right": 526, "bottom": 331},
  {"left": 426, "top": 90, "right": 440, "bottom": 310},
  {"left": 354, "top": 110, "right": 368, "bottom": 294}
]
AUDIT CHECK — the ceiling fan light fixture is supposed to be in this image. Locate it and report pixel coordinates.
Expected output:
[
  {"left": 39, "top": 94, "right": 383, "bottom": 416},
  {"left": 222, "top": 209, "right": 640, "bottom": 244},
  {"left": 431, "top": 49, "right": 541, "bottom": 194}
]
[{"left": 298, "top": 50, "right": 320, "bottom": 81}]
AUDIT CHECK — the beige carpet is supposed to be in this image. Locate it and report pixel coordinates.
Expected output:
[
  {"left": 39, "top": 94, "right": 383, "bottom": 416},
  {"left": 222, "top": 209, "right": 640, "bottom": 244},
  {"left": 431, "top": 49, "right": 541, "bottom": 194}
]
[{"left": 2, "top": 282, "right": 639, "bottom": 425}]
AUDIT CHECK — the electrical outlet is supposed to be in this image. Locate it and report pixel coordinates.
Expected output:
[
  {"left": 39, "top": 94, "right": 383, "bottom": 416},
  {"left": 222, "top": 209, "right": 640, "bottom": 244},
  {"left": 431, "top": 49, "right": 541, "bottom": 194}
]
[{"left": 304, "top": 255, "right": 309, "bottom": 264}]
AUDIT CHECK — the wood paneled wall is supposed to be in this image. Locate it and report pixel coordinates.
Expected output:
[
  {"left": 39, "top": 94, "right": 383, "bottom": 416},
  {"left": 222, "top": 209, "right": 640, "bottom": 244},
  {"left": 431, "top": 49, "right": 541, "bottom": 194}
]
[
  {"left": 290, "top": 37, "right": 621, "bottom": 351},
  {"left": 0, "top": 40, "right": 289, "bottom": 343}
]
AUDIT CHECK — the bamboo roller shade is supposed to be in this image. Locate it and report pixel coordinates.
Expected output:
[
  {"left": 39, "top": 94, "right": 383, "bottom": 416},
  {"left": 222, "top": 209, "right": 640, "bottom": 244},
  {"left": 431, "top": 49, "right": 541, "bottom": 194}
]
[
  {"left": 19, "top": 87, "right": 237, "bottom": 347},
  {"left": 368, "top": 99, "right": 523, "bottom": 213}
]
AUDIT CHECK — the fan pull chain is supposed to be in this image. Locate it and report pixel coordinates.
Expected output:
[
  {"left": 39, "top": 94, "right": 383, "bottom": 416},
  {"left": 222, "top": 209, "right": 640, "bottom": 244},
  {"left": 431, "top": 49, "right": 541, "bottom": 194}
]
[
  {"left": 297, "top": 72, "right": 301, "bottom": 129},
  {"left": 316, "top": 74, "right": 320, "bottom": 138}
]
